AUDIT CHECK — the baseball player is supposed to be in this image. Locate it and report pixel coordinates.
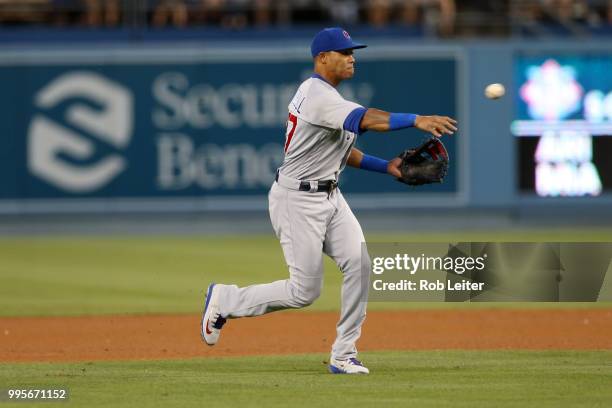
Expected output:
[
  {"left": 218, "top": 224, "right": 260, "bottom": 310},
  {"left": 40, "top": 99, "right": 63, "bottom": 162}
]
[{"left": 201, "top": 27, "right": 457, "bottom": 374}]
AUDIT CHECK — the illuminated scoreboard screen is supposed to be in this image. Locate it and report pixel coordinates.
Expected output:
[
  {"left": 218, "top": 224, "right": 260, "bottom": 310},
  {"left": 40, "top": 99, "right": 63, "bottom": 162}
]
[{"left": 513, "top": 55, "right": 612, "bottom": 197}]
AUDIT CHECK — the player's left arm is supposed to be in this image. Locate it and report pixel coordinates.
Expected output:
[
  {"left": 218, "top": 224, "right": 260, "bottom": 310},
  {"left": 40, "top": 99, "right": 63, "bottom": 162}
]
[
  {"left": 345, "top": 108, "right": 455, "bottom": 177},
  {"left": 347, "top": 147, "right": 401, "bottom": 178}
]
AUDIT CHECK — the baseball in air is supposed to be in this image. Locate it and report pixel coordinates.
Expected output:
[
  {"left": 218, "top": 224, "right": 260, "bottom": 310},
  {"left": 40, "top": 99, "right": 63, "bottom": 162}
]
[{"left": 485, "top": 83, "right": 505, "bottom": 99}]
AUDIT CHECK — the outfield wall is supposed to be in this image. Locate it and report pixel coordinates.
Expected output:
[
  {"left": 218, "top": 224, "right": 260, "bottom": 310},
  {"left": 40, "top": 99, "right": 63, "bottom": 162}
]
[{"left": 0, "top": 38, "right": 611, "bottom": 215}]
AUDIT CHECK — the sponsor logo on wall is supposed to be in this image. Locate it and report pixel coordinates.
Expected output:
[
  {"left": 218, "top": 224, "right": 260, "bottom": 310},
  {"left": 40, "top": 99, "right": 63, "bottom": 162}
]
[
  {"left": 151, "top": 72, "right": 291, "bottom": 191},
  {"left": 28, "top": 71, "right": 133, "bottom": 193},
  {"left": 150, "top": 71, "right": 374, "bottom": 191},
  {"left": 10, "top": 56, "right": 453, "bottom": 203}
]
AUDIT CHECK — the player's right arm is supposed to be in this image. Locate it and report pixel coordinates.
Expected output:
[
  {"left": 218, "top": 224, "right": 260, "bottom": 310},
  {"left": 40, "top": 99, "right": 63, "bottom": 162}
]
[{"left": 360, "top": 108, "right": 457, "bottom": 138}]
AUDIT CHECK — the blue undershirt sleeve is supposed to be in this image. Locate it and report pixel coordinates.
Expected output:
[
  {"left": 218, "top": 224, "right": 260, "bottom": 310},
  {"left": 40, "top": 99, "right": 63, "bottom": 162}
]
[
  {"left": 360, "top": 154, "right": 389, "bottom": 174},
  {"left": 389, "top": 113, "right": 417, "bottom": 130},
  {"left": 343, "top": 107, "right": 368, "bottom": 134}
]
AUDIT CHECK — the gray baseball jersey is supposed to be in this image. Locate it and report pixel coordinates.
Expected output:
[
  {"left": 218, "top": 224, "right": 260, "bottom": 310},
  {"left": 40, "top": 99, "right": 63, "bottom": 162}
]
[
  {"left": 212, "top": 75, "right": 371, "bottom": 362},
  {"left": 280, "top": 76, "right": 363, "bottom": 180}
]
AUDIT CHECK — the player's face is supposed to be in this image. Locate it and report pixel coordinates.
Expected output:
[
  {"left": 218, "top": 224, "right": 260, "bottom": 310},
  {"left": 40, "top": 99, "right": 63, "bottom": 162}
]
[{"left": 329, "top": 49, "right": 356, "bottom": 80}]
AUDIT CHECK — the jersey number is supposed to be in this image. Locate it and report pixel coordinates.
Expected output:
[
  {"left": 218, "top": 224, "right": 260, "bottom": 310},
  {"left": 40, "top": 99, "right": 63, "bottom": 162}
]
[{"left": 284, "top": 113, "right": 298, "bottom": 152}]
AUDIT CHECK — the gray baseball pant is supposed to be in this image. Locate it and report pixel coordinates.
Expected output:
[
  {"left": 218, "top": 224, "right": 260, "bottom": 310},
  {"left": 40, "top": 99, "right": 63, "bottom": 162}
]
[{"left": 217, "top": 181, "right": 371, "bottom": 361}]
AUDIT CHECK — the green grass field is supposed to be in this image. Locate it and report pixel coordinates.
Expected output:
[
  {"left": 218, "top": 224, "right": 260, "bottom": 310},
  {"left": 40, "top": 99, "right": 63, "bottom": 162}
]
[
  {"left": 1, "top": 351, "right": 611, "bottom": 408},
  {"left": 1, "top": 229, "right": 611, "bottom": 316},
  {"left": 1, "top": 230, "right": 611, "bottom": 407}
]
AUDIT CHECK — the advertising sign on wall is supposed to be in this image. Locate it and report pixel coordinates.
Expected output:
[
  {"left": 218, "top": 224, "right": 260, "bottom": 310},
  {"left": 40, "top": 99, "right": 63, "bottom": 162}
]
[
  {"left": 0, "top": 46, "right": 459, "bottom": 212},
  {"left": 513, "top": 55, "right": 612, "bottom": 197}
]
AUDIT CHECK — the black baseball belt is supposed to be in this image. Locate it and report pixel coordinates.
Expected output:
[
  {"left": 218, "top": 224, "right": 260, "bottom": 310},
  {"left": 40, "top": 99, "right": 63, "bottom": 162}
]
[{"left": 275, "top": 170, "right": 338, "bottom": 193}]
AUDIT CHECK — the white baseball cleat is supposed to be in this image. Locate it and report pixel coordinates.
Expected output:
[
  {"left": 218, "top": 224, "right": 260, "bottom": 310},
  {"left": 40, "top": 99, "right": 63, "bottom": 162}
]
[
  {"left": 329, "top": 357, "right": 370, "bottom": 374},
  {"left": 201, "top": 283, "right": 227, "bottom": 346}
]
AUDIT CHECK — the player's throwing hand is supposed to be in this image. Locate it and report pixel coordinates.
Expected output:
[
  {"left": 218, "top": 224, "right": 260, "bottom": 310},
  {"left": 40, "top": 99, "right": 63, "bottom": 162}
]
[{"left": 414, "top": 115, "right": 457, "bottom": 137}]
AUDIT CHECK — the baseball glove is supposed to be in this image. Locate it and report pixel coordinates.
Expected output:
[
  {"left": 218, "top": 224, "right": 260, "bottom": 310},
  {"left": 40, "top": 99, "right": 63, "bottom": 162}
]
[{"left": 396, "top": 137, "right": 449, "bottom": 186}]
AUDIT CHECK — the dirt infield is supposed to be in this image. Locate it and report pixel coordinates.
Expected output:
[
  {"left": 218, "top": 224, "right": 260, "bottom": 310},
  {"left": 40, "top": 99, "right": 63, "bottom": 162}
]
[{"left": 1, "top": 309, "right": 611, "bottom": 363}]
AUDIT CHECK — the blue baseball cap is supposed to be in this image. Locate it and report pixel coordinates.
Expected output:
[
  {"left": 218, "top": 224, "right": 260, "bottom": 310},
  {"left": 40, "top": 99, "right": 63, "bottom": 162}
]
[{"left": 310, "top": 27, "right": 367, "bottom": 58}]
